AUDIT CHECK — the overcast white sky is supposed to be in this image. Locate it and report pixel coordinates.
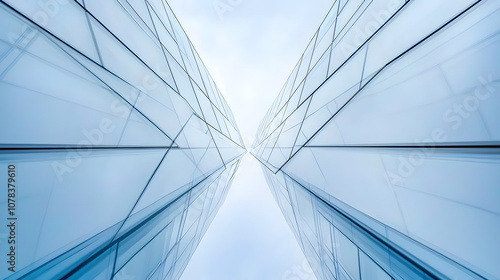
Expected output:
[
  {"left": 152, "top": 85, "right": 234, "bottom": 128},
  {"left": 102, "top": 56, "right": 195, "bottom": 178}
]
[{"left": 167, "top": 0, "right": 333, "bottom": 279}]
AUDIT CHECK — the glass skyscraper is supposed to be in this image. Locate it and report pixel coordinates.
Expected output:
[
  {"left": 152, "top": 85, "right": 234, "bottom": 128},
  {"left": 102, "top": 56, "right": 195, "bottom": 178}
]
[
  {"left": 253, "top": 1, "right": 500, "bottom": 279},
  {"left": 0, "top": 0, "right": 245, "bottom": 279}
]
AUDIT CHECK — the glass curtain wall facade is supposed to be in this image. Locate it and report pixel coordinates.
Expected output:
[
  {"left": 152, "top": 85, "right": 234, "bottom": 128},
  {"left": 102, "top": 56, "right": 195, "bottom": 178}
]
[
  {"left": 0, "top": 0, "right": 245, "bottom": 279},
  {"left": 253, "top": 0, "right": 499, "bottom": 279}
]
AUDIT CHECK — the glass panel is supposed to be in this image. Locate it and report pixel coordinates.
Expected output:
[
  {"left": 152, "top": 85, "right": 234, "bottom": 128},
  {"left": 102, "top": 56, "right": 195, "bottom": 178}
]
[
  {"left": 359, "top": 251, "right": 391, "bottom": 280},
  {"left": 335, "top": 228, "right": 360, "bottom": 280},
  {"left": 314, "top": 4, "right": 500, "bottom": 146},
  {"left": 363, "top": 0, "right": 476, "bottom": 78}
]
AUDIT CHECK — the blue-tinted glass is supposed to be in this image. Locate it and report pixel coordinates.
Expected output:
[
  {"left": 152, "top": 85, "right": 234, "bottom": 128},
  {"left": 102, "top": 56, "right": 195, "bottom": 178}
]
[
  {"left": 253, "top": 1, "right": 500, "bottom": 279},
  {"left": 0, "top": 0, "right": 245, "bottom": 279}
]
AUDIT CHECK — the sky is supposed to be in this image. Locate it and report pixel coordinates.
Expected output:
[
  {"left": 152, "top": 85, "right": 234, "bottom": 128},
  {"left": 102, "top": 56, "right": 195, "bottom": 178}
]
[{"left": 166, "top": 0, "right": 333, "bottom": 279}]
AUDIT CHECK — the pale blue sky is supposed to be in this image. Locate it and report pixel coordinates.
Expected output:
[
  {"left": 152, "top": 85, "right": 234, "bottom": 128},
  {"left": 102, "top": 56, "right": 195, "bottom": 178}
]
[{"left": 167, "top": 1, "right": 333, "bottom": 279}]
